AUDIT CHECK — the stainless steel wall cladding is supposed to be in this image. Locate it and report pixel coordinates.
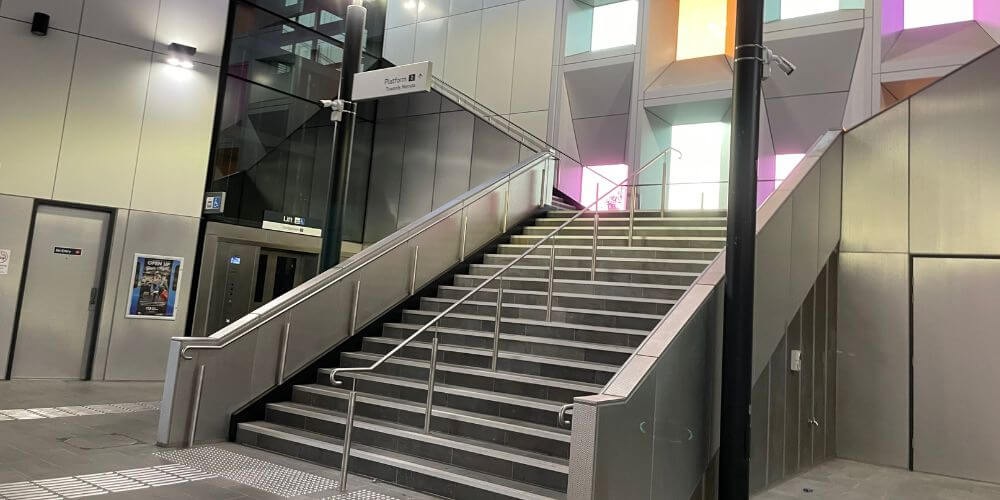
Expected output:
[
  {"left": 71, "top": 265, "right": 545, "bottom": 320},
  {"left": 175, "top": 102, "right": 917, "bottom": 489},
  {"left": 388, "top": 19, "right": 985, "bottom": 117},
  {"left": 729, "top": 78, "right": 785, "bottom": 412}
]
[
  {"left": 568, "top": 131, "right": 843, "bottom": 499},
  {"left": 156, "top": 153, "right": 556, "bottom": 447}
]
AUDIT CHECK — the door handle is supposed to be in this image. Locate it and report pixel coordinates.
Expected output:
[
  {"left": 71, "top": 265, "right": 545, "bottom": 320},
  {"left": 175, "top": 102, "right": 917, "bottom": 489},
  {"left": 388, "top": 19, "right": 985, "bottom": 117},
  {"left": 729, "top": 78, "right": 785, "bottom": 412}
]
[{"left": 89, "top": 287, "right": 98, "bottom": 310}]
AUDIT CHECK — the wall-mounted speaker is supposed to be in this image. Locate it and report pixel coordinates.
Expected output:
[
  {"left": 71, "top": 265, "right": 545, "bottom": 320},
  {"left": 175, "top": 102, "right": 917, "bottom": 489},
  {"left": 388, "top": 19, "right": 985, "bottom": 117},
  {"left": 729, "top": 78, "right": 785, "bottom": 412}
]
[{"left": 31, "top": 12, "right": 50, "bottom": 36}]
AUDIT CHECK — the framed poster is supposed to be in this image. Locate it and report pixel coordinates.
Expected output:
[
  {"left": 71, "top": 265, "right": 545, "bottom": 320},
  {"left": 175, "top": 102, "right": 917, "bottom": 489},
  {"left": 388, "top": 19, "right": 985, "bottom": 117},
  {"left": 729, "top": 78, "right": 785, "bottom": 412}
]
[{"left": 126, "top": 254, "right": 184, "bottom": 320}]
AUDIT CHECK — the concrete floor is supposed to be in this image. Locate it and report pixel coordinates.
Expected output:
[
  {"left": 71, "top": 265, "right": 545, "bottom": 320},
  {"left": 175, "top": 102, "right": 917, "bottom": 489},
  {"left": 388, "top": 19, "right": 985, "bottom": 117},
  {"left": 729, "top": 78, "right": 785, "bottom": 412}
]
[
  {"left": 0, "top": 380, "right": 435, "bottom": 500},
  {"left": 754, "top": 459, "right": 1000, "bottom": 500}
]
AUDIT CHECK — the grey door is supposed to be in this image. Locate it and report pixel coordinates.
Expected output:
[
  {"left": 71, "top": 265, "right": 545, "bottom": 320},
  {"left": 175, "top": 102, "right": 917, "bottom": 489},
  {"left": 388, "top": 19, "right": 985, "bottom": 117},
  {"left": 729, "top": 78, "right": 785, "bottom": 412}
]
[
  {"left": 12, "top": 206, "right": 110, "bottom": 379},
  {"left": 206, "top": 241, "right": 259, "bottom": 335},
  {"left": 913, "top": 257, "right": 1000, "bottom": 484}
]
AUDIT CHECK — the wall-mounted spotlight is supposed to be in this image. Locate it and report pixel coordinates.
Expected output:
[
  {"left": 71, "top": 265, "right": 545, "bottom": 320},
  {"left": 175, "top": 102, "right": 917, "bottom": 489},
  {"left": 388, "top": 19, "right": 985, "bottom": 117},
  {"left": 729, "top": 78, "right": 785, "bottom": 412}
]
[
  {"left": 31, "top": 12, "right": 50, "bottom": 36},
  {"left": 166, "top": 43, "right": 197, "bottom": 69}
]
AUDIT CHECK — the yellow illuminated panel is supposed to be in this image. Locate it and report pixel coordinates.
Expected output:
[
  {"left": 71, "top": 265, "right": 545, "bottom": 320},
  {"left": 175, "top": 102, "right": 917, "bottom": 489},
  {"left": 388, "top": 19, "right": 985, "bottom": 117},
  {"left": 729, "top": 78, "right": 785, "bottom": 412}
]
[{"left": 676, "top": 0, "right": 728, "bottom": 60}]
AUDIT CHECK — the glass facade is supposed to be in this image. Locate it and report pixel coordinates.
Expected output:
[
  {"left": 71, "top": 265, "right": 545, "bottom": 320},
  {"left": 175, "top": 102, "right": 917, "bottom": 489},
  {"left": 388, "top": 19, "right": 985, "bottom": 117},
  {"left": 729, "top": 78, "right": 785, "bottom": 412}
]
[
  {"left": 676, "top": 0, "right": 728, "bottom": 60},
  {"left": 206, "top": 0, "right": 385, "bottom": 243}
]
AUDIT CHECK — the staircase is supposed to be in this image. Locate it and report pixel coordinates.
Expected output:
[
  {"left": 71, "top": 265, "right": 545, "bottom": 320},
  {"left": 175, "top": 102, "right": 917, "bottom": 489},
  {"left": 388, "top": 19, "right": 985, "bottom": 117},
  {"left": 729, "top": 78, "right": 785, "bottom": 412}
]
[{"left": 236, "top": 206, "right": 727, "bottom": 499}]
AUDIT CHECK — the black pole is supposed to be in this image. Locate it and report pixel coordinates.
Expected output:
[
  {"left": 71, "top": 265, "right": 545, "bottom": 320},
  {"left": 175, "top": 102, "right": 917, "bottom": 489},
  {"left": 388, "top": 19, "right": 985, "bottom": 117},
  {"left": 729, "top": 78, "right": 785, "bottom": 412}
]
[
  {"left": 320, "top": 2, "right": 367, "bottom": 270},
  {"left": 720, "top": 0, "right": 764, "bottom": 497}
]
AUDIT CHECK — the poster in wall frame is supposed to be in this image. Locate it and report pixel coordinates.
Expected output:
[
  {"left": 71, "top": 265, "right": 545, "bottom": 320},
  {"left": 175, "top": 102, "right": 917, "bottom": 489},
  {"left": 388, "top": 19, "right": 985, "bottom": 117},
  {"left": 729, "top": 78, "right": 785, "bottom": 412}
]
[{"left": 126, "top": 253, "right": 183, "bottom": 320}]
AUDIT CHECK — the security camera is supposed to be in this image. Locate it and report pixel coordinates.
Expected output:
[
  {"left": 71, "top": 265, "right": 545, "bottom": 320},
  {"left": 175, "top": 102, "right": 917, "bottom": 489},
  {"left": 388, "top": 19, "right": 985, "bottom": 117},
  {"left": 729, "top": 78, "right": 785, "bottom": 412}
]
[{"left": 772, "top": 53, "right": 796, "bottom": 76}]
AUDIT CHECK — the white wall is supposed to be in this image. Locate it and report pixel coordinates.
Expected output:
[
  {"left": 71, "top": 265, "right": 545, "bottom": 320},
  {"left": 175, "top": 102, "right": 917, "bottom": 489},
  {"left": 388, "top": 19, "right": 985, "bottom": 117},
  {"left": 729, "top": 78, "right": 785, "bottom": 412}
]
[
  {"left": 0, "top": 0, "right": 227, "bottom": 380},
  {"left": 383, "top": 0, "right": 557, "bottom": 139},
  {"left": 0, "top": 0, "right": 224, "bottom": 218}
]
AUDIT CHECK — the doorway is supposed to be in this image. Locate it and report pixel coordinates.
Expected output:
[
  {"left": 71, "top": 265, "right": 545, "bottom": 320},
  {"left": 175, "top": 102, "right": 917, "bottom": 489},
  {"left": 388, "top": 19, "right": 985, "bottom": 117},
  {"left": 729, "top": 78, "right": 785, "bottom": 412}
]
[
  {"left": 912, "top": 257, "right": 1000, "bottom": 484},
  {"left": 10, "top": 205, "right": 111, "bottom": 379}
]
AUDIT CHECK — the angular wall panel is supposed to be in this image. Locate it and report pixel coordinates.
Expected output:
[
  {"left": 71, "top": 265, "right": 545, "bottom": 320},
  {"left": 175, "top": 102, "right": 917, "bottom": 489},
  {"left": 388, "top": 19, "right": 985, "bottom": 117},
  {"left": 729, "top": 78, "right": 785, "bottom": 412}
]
[
  {"left": 511, "top": 0, "right": 557, "bottom": 113},
  {"left": 80, "top": 0, "right": 159, "bottom": 50},
  {"left": 0, "top": 19, "right": 76, "bottom": 199},
  {"left": 132, "top": 57, "right": 219, "bottom": 217},
  {"left": 443, "top": 10, "right": 482, "bottom": 96},
  {"left": 475, "top": 4, "right": 518, "bottom": 114},
  {"left": 55, "top": 37, "right": 151, "bottom": 209},
  {"left": 766, "top": 92, "right": 849, "bottom": 154}
]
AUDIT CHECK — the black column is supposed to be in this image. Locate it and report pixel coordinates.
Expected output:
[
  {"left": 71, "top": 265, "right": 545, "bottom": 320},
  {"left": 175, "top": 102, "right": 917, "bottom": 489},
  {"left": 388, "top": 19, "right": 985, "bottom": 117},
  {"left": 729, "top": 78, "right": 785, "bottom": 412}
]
[
  {"left": 320, "top": 3, "right": 367, "bottom": 270},
  {"left": 720, "top": 0, "right": 764, "bottom": 497}
]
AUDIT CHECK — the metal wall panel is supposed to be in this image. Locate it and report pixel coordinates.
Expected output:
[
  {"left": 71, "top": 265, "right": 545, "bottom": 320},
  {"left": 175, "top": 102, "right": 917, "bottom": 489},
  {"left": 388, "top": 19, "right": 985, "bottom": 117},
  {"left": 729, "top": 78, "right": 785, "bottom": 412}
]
[
  {"left": 841, "top": 102, "right": 909, "bottom": 253},
  {"left": 912, "top": 258, "right": 1000, "bottom": 484},
  {"left": 413, "top": 18, "right": 448, "bottom": 79},
  {"left": 364, "top": 118, "right": 406, "bottom": 243},
  {"left": 152, "top": 0, "right": 227, "bottom": 66},
  {"left": 90, "top": 209, "right": 129, "bottom": 380},
  {"left": 474, "top": 3, "right": 517, "bottom": 114},
  {"left": 355, "top": 244, "right": 411, "bottom": 328},
  {"left": 411, "top": 212, "right": 463, "bottom": 289},
  {"left": 812, "top": 268, "right": 829, "bottom": 462},
  {"left": 825, "top": 256, "right": 838, "bottom": 457},
  {"left": 766, "top": 336, "right": 787, "bottom": 485},
  {"left": 432, "top": 111, "right": 475, "bottom": 209},
  {"left": 385, "top": 0, "right": 416, "bottom": 28},
  {"left": 0, "top": 194, "right": 33, "bottom": 377},
  {"left": 506, "top": 162, "right": 544, "bottom": 225},
  {"left": 287, "top": 281, "right": 352, "bottom": 373},
  {"left": 783, "top": 311, "right": 802, "bottom": 477},
  {"left": 80, "top": 0, "right": 158, "bottom": 49},
  {"left": 443, "top": 10, "right": 482, "bottom": 96},
  {"left": 384, "top": 24, "right": 416, "bottom": 65},
  {"left": 104, "top": 211, "right": 199, "bottom": 380},
  {"left": 753, "top": 201, "right": 792, "bottom": 380},
  {"left": 594, "top": 381, "right": 654, "bottom": 500},
  {"left": 836, "top": 252, "right": 909, "bottom": 468},
  {"left": 788, "top": 167, "right": 821, "bottom": 308},
  {"left": 397, "top": 114, "right": 441, "bottom": 228},
  {"left": 470, "top": 117, "right": 521, "bottom": 186},
  {"left": 511, "top": 0, "right": 556, "bottom": 114},
  {"left": 798, "top": 289, "right": 815, "bottom": 470},
  {"left": 53, "top": 37, "right": 149, "bottom": 209},
  {"left": 817, "top": 136, "right": 843, "bottom": 262},
  {"left": 463, "top": 188, "right": 505, "bottom": 255},
  {"left": 750, "top": 367, "right": 770, "bottom": 493},
  {"left": 909, "top": 49, "right": 1000, "bottom": 254}
]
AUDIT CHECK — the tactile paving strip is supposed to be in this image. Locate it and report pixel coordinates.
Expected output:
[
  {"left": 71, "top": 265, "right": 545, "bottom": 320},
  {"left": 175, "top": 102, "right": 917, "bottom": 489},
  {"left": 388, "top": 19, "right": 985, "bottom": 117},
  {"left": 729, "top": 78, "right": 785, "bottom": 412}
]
[
  {"left": 0, "top": 464, "right": 213, "bottom": 500},
  {"left": 322, "top": 490, "right": 401, "bottom": 500},
  {"left": 156, "top": 447, "right": 340, "bottom": 498},
  {"left": 0, "top": 401, "right": 160, "bottom": 421}
]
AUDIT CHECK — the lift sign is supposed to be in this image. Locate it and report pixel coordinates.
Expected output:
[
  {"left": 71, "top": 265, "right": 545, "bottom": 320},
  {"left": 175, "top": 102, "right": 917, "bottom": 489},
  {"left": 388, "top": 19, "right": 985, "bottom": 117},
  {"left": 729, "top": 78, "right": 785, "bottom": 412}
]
[{"left": 54, "top": 247, "right": 82, "bottom": 256}]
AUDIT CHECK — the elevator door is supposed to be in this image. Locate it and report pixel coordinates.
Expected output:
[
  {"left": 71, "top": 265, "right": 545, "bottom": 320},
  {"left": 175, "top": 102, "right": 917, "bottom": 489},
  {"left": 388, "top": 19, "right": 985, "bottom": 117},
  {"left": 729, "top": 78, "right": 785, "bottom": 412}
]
[
  {"left": 913, "top": 257, "right": 1000, "bottom": 484},
  {"left": 12, "top": 206, "right": 110, "bottom": 379}
]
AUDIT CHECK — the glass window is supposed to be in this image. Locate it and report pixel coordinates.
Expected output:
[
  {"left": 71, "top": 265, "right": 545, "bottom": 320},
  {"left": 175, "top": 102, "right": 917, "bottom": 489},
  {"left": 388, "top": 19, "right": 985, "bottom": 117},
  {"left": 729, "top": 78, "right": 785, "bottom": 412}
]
[
  {"left": 676, "top": 0, "right": 728, "bottom": 60},
  {"left": 774, "top": 153, "right": 804, "bottom": 187},
  {"left": 591, "top": 1, "right": 639, "bottom": 51},
  {"left": 668, "top": 123, "right": 729, "bottom": 209},
  {"left": 780, "top": 0, "right": 839, "bottom": 20},
  {"left": 905, "top": 0, "right": 973, "bottom": 29},
  {"left": 582, "top": 164, "right": 629, "bottom": 211}
]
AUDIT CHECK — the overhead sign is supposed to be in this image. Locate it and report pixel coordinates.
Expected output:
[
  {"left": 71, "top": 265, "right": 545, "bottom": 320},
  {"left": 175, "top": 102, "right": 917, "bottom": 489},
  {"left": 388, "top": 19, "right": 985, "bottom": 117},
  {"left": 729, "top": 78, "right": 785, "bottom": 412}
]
[
  {"left": 352, "top": 61, "right": 432, "bottom": 101},
  {"left": 204, "top": 191, "right": 226, "bottom": 214},
  {"left": 262, "top": 210, "right": 322, "bottom": 237}
]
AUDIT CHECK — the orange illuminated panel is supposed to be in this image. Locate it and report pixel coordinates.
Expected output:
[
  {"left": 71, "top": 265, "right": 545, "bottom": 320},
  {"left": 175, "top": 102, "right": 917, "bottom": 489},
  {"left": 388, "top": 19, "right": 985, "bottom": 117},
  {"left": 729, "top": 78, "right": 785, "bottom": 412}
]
[{"left": 676, "top": 0, "right": 730, "bottom": 60}]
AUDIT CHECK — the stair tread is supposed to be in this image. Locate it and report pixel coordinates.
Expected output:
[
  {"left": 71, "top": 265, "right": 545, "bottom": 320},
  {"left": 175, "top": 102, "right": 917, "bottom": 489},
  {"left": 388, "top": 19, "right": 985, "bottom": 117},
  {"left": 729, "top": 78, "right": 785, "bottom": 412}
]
[
  {"left": 327, "top": 371, "right": 576, "bottom": 409},
  {"left": 514, "top": 234, "right": 725, "bottom": 241},
  {"left": 239, "top": 421, "right": 566, "bottom": 500},
  {"left": 294, "top": 384, "right": 572, "bottom": 442},
  {"left": 421, "top": 297, "right": 663, "bottom": 321},
  {"left": 486, "top": 254, "right": 714, "bottom": 265},
  {"left": 324, "top": 351, "right": 604, "bottom": 392},
  {"left": 453, "top": 274, "right": 689, "bottom": 291},
  {"left": 470, "top": 263, "right": 702, "bottom": 277},
  {"left": 438, "top": 285, "right": 679, "bottom": 305},
  {"left": 498, "top": 243, "right": 720, "bottom": 252},
  {"left": 359, "top": 336, "right": 626, "bottom": 370},
  {"left": 267, "top": 401, "right": 570, "bottom": 472},
  {"left": 538, "top": 216, "right": 726, "bottom": 222},
  {"left": 524, "top": 225, "right": 724, "bottom": 230},
  {"left": 402, "top": 308, "right": 652, "bottom": 335}
]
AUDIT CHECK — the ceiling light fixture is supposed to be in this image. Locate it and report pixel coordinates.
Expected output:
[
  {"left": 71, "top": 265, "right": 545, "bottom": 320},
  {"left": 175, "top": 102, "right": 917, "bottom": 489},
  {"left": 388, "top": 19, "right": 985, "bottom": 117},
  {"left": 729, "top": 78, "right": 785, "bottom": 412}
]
[{"left": 167, "top": 42, "right": 197, "bottom": 69}]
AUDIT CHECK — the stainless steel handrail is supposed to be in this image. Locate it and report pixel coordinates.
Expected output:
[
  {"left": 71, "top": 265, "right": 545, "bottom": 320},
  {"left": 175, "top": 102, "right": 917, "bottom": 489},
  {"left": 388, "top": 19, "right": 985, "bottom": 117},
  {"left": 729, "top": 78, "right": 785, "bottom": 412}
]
[
  {"left": 178, "top": 151, "right": 555, "bottom": 360},
  {"left": 328, "top": 146, "right": 683, "bottom": 458}
]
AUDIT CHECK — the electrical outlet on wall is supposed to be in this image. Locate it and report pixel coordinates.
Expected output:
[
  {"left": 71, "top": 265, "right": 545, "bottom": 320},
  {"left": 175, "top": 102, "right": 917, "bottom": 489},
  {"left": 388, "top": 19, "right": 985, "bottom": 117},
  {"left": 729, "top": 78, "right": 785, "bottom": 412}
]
[{"left": 790, "top": 349, "right": 802, "bottom": 372}]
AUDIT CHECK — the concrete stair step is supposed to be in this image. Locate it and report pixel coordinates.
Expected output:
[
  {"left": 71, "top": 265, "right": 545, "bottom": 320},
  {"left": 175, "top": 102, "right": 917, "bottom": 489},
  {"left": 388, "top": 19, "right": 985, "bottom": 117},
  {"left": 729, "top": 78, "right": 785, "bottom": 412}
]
[
  {"left": 399, "top": 308, "right": 650, "bottom": 348},
  {"left": 263, "top": 402, "right": 570, "bottom": 491},
  {"left": 467, "top": 263, "right": 700, "bottom": 287},
  {"left": 237, "top": 421, "right": 566, "bottom": 500},
  {"left": 482, "top": 253, "right": 712, "bottom": 273},
  {"left": 436, "top": 285, "right": 677, "bottom": 315},
  {"left": 320, "top": 352, "right": 601, "bottom": 402},
  {"left": 509, "top": 234, "right": 726, "bottom": 249},
  {"left": 291, "top": 383, "right": 571, "bottom": 458},
  {"left": 419, "top": 296, "right": 662, "bottom": 331},
  {"left": 451, "top": 274, "right": 689, "bottom": 301},
  {"left": 496, "top": 244, "right": 722, "bottom": 261}
]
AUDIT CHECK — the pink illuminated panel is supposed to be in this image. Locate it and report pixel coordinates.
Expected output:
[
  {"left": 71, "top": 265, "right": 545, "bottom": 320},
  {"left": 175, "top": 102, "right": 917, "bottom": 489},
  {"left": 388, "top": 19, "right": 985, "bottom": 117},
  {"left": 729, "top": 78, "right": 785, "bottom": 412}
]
[
  {"left": 581, "top": 164, "right": 629, "bottom": 211},
  {"left": 905, "top": 0, "right": 973, "bottom": 29}
]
